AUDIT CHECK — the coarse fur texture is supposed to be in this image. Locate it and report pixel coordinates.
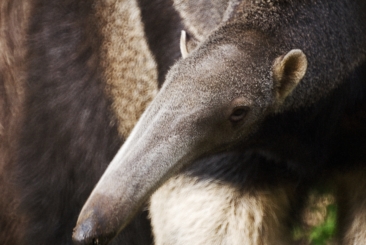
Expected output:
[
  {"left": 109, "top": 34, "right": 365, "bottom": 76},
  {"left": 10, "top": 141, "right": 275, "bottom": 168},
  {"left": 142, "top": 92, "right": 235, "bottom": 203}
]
[
  {"left": 13, "top": 0, "right": 151, "bottom": 244},
  {"left": 73, "top": 0, "right": 366, "bottom": 244},
  {"left": 0, "top": 0, "right": 184, "bottom": 244},
  {"left": 0, "top": 0, "right": 29, "bottom": 244},
  {"left": 150, "top": 153, "right": 305, "bottom": 245},
  {"left": 328, "top": 82, "right": 366, "bottom": 244},
  {"left": 136, "top": 0, "right": 183, "bottom": 87},
  {"left": 94, "top": 0, "right": 158, "bottom": 138},
  {"left": 151, "top": 176, "right": 293, "bottom": 245},
  {"left": 173, "top": 0, "right": 229, "bottom": 41}
]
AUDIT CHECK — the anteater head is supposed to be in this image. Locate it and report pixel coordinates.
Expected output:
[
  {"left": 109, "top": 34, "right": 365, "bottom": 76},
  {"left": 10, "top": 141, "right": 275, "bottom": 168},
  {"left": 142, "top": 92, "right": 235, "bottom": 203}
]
[{"left": 72, "top": 23, "right": 307, "bottom": 245}]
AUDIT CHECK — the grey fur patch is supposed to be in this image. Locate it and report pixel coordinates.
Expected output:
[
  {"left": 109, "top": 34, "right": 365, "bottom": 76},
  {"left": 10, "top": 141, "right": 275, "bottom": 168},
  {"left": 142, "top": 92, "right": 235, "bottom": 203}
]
[{"left": 173, "top": 0, "right": 229, "bottom": 41}]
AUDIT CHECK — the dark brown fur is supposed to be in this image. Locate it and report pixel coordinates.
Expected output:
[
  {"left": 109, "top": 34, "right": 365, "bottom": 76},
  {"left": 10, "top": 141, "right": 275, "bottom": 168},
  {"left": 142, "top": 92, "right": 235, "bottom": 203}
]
[
  {"left": 0, "top": 0, "right": 29, "bottom": 243},
  {"left": 137, "top": 0, "right": 183, "bottom": 87},
  {"left": 0, "top": 0, "right": 183, "bottom": 244},
  {"left": 13, "top": 2, "right": 124, "bottom": 244}
]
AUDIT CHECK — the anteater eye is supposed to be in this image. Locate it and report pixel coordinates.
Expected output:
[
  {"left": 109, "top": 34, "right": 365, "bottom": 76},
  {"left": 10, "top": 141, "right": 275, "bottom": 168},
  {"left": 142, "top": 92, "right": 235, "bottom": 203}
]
[{"left": 230, "top": 107, "right": 248, "bottom": 122}]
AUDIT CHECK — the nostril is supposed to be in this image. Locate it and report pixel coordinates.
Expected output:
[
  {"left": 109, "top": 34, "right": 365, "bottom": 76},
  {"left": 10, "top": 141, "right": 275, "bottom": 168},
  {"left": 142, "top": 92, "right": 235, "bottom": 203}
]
[
  {"left": 92, "top": 238, "right": 99, "bottom": 245},
  {"left": 72, "top": 231, "right": 106, "bottom": 245},
  {"left": 72, "top": 216, "right": 103, "bottom": 245},
  {"left": 72, "top": 195, "right": 122, "bottom": 245},
  {"left": 72, "top": 215, "right": 116, "bottom": 245}
]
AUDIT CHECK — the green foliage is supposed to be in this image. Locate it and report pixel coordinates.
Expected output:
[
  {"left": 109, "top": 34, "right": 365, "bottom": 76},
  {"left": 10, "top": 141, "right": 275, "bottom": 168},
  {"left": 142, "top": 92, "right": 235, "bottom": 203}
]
[
  {"left": 309, "top": 204, "right": 337, "bottom": 245},
  {"left": 292, "top": 188, "right": 337, "bottom": 245}
]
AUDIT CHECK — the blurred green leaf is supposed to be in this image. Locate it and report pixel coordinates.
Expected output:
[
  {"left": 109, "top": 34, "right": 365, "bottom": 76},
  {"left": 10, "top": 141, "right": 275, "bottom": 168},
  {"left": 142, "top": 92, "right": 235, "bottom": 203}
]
[{"left": 309, "top": 204, "right": 337, "bottom": 245}]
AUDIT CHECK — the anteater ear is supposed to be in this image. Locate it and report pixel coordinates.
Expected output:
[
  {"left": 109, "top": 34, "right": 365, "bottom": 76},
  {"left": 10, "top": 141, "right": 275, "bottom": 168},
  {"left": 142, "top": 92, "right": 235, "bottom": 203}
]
[
  {"left": 180, "top": 30, "right": 189, "bottom": 58},
  {"left": 272, "top": 49, "right": 307, "bottom": 103}
]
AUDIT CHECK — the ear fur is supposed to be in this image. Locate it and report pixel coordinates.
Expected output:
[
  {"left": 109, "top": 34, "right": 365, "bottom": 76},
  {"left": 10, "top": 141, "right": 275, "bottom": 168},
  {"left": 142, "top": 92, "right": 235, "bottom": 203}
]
[
  {"left": 272, "top": 49, "right": 307, "bottom": 103},
  {"left": 180, "top": 30, "right": 188, "bottom": 59}
]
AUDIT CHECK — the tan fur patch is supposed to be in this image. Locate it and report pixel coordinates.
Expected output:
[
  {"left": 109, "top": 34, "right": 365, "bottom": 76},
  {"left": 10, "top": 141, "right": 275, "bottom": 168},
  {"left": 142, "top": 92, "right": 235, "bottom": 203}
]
[
  {"left": 150, "top": 174, "right": 294, "bottom": 245},
  {"left": 94, "top": 0, "right": 158, "bottom": 138}
]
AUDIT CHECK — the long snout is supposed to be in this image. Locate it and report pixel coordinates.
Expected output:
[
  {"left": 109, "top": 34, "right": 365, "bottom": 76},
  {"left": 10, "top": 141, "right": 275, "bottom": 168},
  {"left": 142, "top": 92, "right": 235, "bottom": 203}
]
[{"left": 72, "top": 98, "right": 202, "bottom": 244}]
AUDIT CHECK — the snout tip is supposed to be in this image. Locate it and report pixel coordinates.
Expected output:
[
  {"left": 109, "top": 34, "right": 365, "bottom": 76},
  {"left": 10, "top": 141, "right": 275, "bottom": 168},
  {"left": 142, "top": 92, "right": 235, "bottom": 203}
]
[
  {"left": 72, "top": 210, "right": 116, "bottom": 245},
  {"left": 72, "top": 217, "right": 94, "bottom": 245}
]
